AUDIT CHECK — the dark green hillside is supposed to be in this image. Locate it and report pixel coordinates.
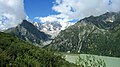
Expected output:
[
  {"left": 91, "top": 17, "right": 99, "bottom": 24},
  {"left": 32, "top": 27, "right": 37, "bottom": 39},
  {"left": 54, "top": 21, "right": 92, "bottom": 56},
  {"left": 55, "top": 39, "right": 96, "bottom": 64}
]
[{"left": 0, "top": 32, "right": 77, "bottom": 67}]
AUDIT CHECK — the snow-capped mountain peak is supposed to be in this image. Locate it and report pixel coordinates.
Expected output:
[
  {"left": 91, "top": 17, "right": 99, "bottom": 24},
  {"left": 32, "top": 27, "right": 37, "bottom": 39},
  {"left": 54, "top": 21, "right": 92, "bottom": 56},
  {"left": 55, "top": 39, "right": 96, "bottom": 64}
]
[{"left": 33, "top": 21, "right": 74, "bottom": 38}]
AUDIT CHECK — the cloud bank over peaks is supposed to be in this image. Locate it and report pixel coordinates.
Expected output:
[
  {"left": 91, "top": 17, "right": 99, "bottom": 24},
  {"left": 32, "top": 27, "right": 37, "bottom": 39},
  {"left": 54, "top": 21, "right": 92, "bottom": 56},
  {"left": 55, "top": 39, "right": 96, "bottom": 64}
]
[
  {"left": 36, "top": 0, "right": 120, "bottom": 28},
  {"left": 35, "top": 14, "right": 75, "bottom": 30},
  {"left": 0, "top": 0, "right": 25, "bottom": 31},
  {"left": 52, "top": 0, "right": 120, "bottom": 19}
]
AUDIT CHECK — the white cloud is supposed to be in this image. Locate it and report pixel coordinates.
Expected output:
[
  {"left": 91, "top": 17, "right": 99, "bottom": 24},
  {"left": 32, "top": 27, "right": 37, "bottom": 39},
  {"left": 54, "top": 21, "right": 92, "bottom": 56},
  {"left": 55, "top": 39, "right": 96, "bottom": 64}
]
[
  {"left": 0, "top": 0, "right": 25, "bottom": 31},
  {"left": 34, "top": 14, "right": 74, "bottom": 30},
  {"left": 37, "top": 14, "right": 69, "bottom": 23},
  {"left": 40, "top": 16, "right": 58, "bottom": 23},
  {"left": 52, "top": 0, "right": 120, "bottom": 19},
  {"left": 36, "top": 0, "right": 120, "bottom": 26}
]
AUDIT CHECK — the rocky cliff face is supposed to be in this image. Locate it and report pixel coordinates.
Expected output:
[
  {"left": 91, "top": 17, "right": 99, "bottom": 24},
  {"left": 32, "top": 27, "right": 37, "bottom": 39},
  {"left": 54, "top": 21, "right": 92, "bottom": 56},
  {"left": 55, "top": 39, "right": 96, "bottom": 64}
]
[
  {"left": 50, "top": 12, "right": 120, "bottom": 57},
  {"left": 5, "top": 20, "right": 52, "bottom": 47}
]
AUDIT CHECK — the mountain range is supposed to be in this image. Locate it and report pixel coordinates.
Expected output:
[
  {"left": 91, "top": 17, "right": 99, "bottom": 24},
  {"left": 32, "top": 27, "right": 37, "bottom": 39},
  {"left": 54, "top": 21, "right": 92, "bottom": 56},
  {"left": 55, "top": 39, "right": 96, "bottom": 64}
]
[
  {"left": 2, "top": 12, "right": 120, "bottom": 57},
  {"left": 50, "top": 12, "right": 120, "bottom": 57},
  {"left": 4, "top": 19, "right": 74, "bottom": 47}
]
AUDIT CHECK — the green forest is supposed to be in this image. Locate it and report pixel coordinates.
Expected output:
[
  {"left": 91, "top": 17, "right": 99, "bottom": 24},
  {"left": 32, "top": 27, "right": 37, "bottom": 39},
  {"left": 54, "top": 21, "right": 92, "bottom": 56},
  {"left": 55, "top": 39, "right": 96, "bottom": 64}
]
[{"left": 0, "top": 32, "right": 77, "bottom": 67}]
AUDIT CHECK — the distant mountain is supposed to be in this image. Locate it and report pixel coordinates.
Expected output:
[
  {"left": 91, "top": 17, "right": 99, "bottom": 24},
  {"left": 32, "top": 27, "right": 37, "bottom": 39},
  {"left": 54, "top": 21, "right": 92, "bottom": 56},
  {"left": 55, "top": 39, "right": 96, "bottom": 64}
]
[
  {"left": 33, "top": 21, "right": 74, "bottom": 38},
  {"left": 50, "top": 12, "right": 120, "bottom": 57},
  {"left": 5, "top": 20, "right": 52, "bottom": 47}
]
